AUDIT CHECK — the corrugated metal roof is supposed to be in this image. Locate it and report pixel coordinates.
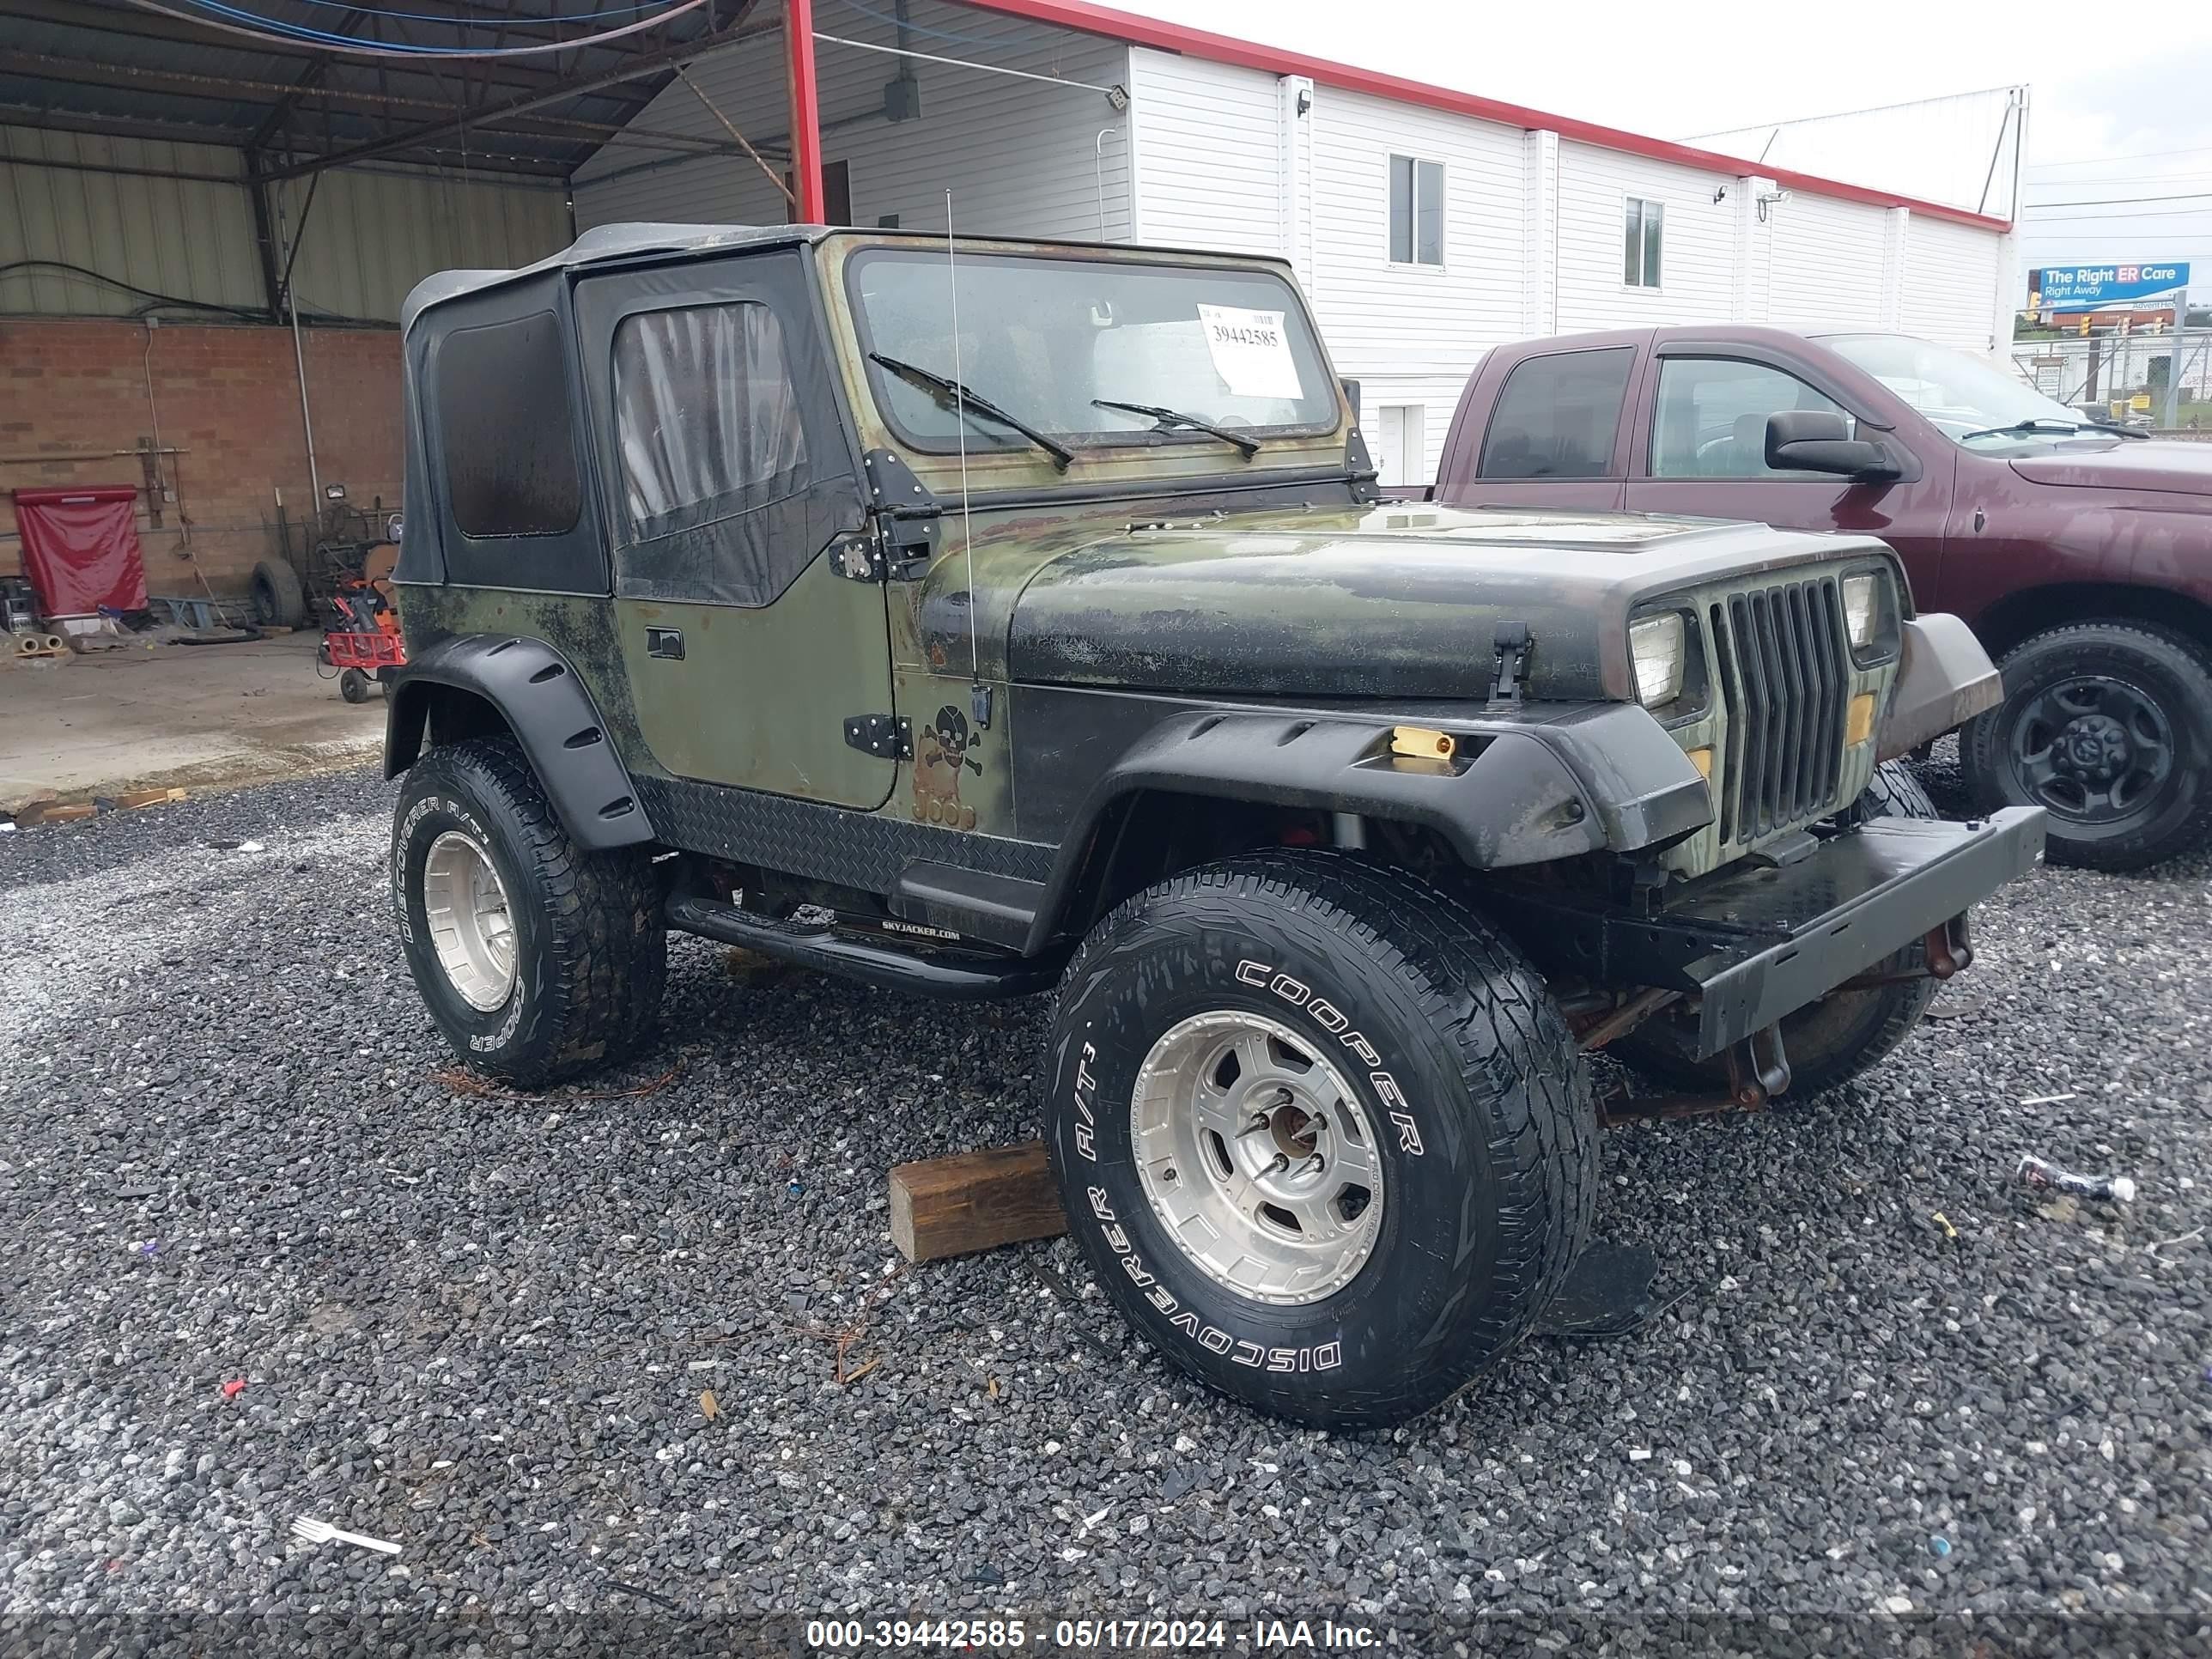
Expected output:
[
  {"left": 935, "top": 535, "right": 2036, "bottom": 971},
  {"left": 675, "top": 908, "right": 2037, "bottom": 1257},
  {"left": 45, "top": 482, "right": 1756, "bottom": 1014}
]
[{"left": 0, "top": 0, "right": 746, "bottom": 179}]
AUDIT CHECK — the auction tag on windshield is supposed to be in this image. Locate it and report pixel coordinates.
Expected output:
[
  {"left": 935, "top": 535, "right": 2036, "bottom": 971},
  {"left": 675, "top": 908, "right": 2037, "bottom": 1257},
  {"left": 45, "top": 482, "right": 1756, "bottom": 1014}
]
[{"left": 1195, "top": 304, "right": 1301, "bottom": 399}]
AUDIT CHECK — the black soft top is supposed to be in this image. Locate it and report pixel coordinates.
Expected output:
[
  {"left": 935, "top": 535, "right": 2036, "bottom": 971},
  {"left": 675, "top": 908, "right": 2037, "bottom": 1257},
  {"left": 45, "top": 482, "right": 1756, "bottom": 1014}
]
[{"left": 399, "top": 222, "right": 833, "bottom": 333}]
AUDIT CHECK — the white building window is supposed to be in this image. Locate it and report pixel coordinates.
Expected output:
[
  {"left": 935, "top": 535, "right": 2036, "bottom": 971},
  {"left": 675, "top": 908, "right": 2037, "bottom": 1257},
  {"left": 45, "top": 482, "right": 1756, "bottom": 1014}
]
[
  {"left": 1389, "top": 155, "right": 1444, "bottom": 267},
  {"left": 1624, "top": 196, "right": 1663, "bottom": 288}
]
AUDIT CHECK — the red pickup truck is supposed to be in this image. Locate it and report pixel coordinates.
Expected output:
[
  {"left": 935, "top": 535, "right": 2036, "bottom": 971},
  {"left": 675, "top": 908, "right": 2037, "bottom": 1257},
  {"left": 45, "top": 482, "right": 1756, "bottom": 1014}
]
[{"left": 1432, "top": 325, "right": 2212, "bottom": 871}]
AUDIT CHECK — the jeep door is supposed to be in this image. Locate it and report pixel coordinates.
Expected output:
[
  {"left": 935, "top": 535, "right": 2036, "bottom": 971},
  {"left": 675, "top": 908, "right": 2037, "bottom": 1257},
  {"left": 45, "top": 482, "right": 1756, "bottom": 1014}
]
[
  {"left": 574, "top": 249, "right": 894, "bottom": 809},
  {"left": 1622, "top": 344, "right": 1954, "bottom": 605}
]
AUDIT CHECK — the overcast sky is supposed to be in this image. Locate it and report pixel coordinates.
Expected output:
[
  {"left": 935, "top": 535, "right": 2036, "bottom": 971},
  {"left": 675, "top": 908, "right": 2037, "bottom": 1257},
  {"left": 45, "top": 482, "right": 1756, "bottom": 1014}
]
[{"left": 1103, "top": 0, "right": 2212, "bottom": 299}]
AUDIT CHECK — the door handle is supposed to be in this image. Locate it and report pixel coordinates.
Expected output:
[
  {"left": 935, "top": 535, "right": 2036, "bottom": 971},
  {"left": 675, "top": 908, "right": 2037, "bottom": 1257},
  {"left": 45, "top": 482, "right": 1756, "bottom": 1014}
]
[{"left": 646, "top": 627, "right": 684, "bottom": 661}]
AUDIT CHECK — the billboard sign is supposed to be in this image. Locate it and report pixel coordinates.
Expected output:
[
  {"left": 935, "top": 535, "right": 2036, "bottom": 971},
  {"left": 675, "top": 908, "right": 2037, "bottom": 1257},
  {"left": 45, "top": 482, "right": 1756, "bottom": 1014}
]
[{"left": 2027, "top": 263, "right": 2190, "bottom": 308}]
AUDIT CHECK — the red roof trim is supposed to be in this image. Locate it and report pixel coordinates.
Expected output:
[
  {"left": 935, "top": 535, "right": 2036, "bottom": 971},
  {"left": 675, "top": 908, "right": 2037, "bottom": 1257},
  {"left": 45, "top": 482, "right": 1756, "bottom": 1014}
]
[{"left": 955, "top": 0, "right": 2014, "bottom": 232}]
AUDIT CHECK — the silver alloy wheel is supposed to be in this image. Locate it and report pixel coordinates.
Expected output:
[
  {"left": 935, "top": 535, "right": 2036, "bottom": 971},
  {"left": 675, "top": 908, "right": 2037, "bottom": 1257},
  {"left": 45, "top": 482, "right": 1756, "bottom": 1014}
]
[
  {"left": 422, "top": 830, "right": 518, "bottom": 1012},
  {"left": 1130, "top": 1010, "right": 1385, "bottom": 1304}
]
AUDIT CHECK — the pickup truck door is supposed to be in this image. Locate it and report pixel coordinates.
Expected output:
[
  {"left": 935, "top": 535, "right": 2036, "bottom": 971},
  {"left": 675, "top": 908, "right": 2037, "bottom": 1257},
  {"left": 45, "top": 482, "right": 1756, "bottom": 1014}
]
[
  {"left": 1622, "top": 346, "right": 1954, "bottom": 606},
  {"left": 573, "top": 251, "right": 896, "bottom": 809}
]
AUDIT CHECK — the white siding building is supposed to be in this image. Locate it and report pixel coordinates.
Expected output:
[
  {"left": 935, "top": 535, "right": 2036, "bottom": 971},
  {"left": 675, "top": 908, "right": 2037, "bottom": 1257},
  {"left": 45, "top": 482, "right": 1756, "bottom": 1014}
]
[{"left": 574, "top": 0, "right": 2017, "bottom": 488}]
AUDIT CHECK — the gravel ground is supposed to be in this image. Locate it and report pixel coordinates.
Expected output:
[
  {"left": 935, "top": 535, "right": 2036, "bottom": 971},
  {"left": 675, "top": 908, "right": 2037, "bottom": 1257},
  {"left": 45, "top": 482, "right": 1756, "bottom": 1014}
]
[{"left": 2, "top": 760, "right": 2208, "bottom": 1656}]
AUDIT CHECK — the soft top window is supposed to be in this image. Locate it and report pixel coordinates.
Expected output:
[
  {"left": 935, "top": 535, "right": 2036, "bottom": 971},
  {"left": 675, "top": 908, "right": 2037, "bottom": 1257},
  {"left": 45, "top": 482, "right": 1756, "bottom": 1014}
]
[
  {"left": 572, "top": 246, "right": 866, "bottom": 610},
  {"left": 613, "top": 301, "right": 807, "bottom": 537},
  {"left": 847, "top": 249, "right": 1338, "bottom": 458},
  {"left": 435, "top": 309, "right": 583, "bottom": 539}
]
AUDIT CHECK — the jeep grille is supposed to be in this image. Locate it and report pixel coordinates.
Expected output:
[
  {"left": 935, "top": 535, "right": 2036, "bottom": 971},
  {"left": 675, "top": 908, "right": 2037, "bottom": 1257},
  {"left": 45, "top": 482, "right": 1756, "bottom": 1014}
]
[{"left": 1707, "top": 575, "right": 1852, "bottom": 845}]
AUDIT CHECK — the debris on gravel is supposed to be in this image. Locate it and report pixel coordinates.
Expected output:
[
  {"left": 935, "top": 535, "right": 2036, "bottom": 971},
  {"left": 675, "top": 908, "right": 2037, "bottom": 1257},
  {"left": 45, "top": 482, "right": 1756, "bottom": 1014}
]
[{"left": 1, "top": 763, "right": 2207, "bottom": 1651}]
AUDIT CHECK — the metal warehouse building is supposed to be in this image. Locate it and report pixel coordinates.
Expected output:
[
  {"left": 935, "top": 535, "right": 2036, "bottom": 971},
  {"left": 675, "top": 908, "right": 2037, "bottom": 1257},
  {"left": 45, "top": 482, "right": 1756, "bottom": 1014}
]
[{"left": 0, "top": 0, "right": 2018, "bottom": 599}]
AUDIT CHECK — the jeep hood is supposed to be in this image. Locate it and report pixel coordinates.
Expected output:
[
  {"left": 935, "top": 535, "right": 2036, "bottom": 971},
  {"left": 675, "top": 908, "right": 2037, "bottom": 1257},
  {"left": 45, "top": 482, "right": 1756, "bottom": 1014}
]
[
  {"left": 2007, "top": 439, "right": 2212, "bottom": 497},
  {"left": 994, "top": 504, "right": 1893, "bottom": 703}
]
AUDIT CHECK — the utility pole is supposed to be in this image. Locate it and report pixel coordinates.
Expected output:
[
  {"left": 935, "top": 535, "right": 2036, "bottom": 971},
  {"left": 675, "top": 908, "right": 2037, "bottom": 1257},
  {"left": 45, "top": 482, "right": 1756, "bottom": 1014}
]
[{"left": 2166, "top": 282, "right": 2188, "bottom": 428}]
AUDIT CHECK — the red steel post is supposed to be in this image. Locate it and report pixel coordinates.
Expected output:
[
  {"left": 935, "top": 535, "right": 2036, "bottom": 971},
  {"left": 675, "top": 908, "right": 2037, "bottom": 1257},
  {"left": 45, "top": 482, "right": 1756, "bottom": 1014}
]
[{"left": 784, "top": 0, "right": 827, "bottom": 223}]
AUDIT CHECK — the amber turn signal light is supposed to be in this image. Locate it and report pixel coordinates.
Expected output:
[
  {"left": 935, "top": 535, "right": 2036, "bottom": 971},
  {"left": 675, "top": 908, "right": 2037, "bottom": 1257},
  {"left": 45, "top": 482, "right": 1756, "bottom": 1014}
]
[
  {"left": 1845, "top": 692, "right": 1876, "bottom": 746},
  {"left": 1391, "top": 725, "right": 1456, "bottom": 760}
]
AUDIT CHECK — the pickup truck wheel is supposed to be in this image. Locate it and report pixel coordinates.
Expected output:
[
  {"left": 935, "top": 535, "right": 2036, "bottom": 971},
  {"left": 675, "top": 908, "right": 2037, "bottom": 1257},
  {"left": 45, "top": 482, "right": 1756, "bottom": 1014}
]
[
  {"left": 1961, "top": 619, "right": 2212, "bottom": 872},
  {"left": 392, "top": 736, "right": 666, "bottom": 1089},
  {"left": 1611, "top": 762, "right": 1941, "bottom": 1099},
  {"left": 1043, "top": 850, "right": 1595, "bottom": 1430}
]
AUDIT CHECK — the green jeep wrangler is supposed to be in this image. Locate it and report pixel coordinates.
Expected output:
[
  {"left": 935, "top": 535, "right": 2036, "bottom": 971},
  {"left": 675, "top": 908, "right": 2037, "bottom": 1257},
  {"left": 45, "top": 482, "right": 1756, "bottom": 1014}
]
[{"left": 386, "top": 223, "right": 2044, "bottom": 1428}]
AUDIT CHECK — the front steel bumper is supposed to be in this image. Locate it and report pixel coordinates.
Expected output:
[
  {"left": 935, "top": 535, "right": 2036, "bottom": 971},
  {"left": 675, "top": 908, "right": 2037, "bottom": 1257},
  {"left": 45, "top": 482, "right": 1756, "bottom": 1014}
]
[{"left": 1487, "top": 806, "right": 2046, "bottom": 1057}]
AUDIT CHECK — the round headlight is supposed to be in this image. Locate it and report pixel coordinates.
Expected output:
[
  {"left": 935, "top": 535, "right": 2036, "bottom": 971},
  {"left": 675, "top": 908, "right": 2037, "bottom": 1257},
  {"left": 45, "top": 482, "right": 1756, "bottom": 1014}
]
[
  {"left": 1842, "top": 573, "right": 1881, "bottom": 650},
  {"left": 1630, "top": 613, "right": 1686, "bottom": 708}
]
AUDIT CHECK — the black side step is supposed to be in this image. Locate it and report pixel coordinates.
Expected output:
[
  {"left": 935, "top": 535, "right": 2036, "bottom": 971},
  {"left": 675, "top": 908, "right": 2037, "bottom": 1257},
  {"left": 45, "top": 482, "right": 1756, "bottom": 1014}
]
[
  {"left": 665, "top": 894, "right": 1062, "bottom": 1002},
  {"left": 891, "top": 862, "right": 1047, "bottom": 951}
]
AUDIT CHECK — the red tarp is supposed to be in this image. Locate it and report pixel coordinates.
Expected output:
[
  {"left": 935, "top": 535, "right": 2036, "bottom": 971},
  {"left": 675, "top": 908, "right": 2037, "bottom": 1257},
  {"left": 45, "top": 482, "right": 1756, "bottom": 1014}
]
[{"left": 13, "top": 485, "right": 149, "bottom": 617}]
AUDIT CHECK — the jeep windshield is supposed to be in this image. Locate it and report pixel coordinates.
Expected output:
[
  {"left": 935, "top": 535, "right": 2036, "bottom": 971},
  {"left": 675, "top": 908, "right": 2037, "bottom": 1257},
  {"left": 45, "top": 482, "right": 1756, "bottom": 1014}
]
[
  {"left": 1822, "top": 332, "right": 2141, "bottom": 449},
  {"left": 846, "top": 247, "right": 1339, "bottom": 460}
]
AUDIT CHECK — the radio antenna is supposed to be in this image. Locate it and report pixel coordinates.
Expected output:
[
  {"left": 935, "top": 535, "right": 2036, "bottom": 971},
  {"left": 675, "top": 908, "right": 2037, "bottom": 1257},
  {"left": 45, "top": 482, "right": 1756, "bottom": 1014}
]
[{"left": 945, "top": 188, "right": 981, "bottom": 687}]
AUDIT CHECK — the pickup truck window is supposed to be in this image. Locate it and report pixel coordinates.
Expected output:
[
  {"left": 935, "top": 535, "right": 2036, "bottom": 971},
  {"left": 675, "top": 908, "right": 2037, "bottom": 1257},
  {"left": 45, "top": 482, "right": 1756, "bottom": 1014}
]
[
  {"left": 847, "top": 249, "right": 1338, "bottom": 458},
  {"left": 1478, "top": 347, "right": 1633, "bottom": 479},
  {"left": 1650, "top": 357, "right": 1850, "bottom": 477},
  {"left": 1825, "top": 332, "right": 2092, "bottom": 447}
]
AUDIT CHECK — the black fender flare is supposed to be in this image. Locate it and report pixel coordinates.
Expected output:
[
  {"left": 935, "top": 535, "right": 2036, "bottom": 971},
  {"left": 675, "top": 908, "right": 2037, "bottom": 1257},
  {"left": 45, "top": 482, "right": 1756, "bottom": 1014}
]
[
  {"left": 1019, "top": 700, "right": 1713, "bottom": 954},
  {"left": 384, "top": 634, "right": 655, "bottom": 851}
]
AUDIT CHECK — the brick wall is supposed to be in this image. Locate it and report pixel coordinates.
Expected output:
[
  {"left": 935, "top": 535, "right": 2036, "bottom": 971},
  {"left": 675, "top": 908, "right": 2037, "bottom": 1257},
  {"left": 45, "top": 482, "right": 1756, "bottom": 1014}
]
[{"left": 0, "top": 318, "right": 403, "bottom": 603}]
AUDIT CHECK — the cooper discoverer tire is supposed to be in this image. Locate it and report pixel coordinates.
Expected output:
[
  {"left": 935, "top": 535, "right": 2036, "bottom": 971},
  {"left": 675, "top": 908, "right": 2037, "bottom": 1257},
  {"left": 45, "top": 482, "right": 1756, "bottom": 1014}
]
[
  {"left": 392, "top": 735, "right": 665, "bottom": 1088},
  {"left": 1960, "top": 619, "right": 2212, "bottom": 872},
  {"left": 1043, "top": 850, "right": 1595, "bottom": 1430},
  {"left": 1612, "top": 760, "right": 1942, "bottom": 1098}
]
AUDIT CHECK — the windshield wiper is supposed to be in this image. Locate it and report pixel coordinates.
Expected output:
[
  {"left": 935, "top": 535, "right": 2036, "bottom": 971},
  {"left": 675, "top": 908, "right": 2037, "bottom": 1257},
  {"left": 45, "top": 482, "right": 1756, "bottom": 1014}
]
[
  {"left": 1960, "top": 416, "right": 2146, "bottom": 443},
  {"left": 867, "top": 352, "right": 1073, "bottom": 471},
  {"left": 1091, "top": 398, "right": 1261, "bottom": 460}
]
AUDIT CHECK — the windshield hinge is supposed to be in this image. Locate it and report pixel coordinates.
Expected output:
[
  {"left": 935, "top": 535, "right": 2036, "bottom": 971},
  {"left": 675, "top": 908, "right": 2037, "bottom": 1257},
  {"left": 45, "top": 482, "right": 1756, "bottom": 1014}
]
[
  {"left": 1346, "top": 424, "right": 1382, "bottom": 503},
  {"left": 1488, "top": 622, "right": 1532, "bottom": 705},
  {"left": 854, "top": 447, "right": 940, "bottom": 581}
]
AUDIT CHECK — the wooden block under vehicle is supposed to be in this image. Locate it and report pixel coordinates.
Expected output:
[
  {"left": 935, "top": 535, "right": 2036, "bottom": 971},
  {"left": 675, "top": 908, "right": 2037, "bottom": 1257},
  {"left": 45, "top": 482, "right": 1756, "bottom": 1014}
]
[
  {"left": 890, "top": 1140, "right": 1067, "bottom": 1263},
  {"left": 15, "top": 799, "right": 97, "bottom": 825},
  {"left": 116, "top": 787, "right": 188, "bottom": 810}
]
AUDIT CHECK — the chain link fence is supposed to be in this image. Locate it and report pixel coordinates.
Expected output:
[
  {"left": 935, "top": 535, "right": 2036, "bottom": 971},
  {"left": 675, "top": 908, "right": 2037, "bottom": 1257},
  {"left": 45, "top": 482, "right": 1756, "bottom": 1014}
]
[{"left": 2010, "top": 329, "right": 2212, "bottom": 434}]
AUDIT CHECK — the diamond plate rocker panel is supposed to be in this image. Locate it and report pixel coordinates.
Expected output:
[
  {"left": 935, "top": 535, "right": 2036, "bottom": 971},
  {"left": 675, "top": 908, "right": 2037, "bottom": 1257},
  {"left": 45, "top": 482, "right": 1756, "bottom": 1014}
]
[{"left": 635, "top": 775, "right": 1057, "bottom": 893}]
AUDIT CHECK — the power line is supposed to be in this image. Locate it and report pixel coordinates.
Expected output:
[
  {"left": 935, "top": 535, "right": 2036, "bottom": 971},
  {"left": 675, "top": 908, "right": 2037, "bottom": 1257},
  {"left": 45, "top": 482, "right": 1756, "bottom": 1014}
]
[
  {"left": 2021, "top": 190, "right": 2212, "bottom": 208},
  {"left": 2025, "top": 204, "right": 2212, "bottom": 219},
  {"left": 2029, "top": 143, "right": 2212, "bottom": 168},
  {"left": 1682, "top": 82, "right": 2019, "bottom": 142},
  {"left": 128, "top": 0, "right": 708, "bottom": 57},
  {"left": 2020, "top": 171, "right": 2212, "bottom": 188},
  {"left": 2023, "top": 218, "right": 2207, "bottom": 229}
]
